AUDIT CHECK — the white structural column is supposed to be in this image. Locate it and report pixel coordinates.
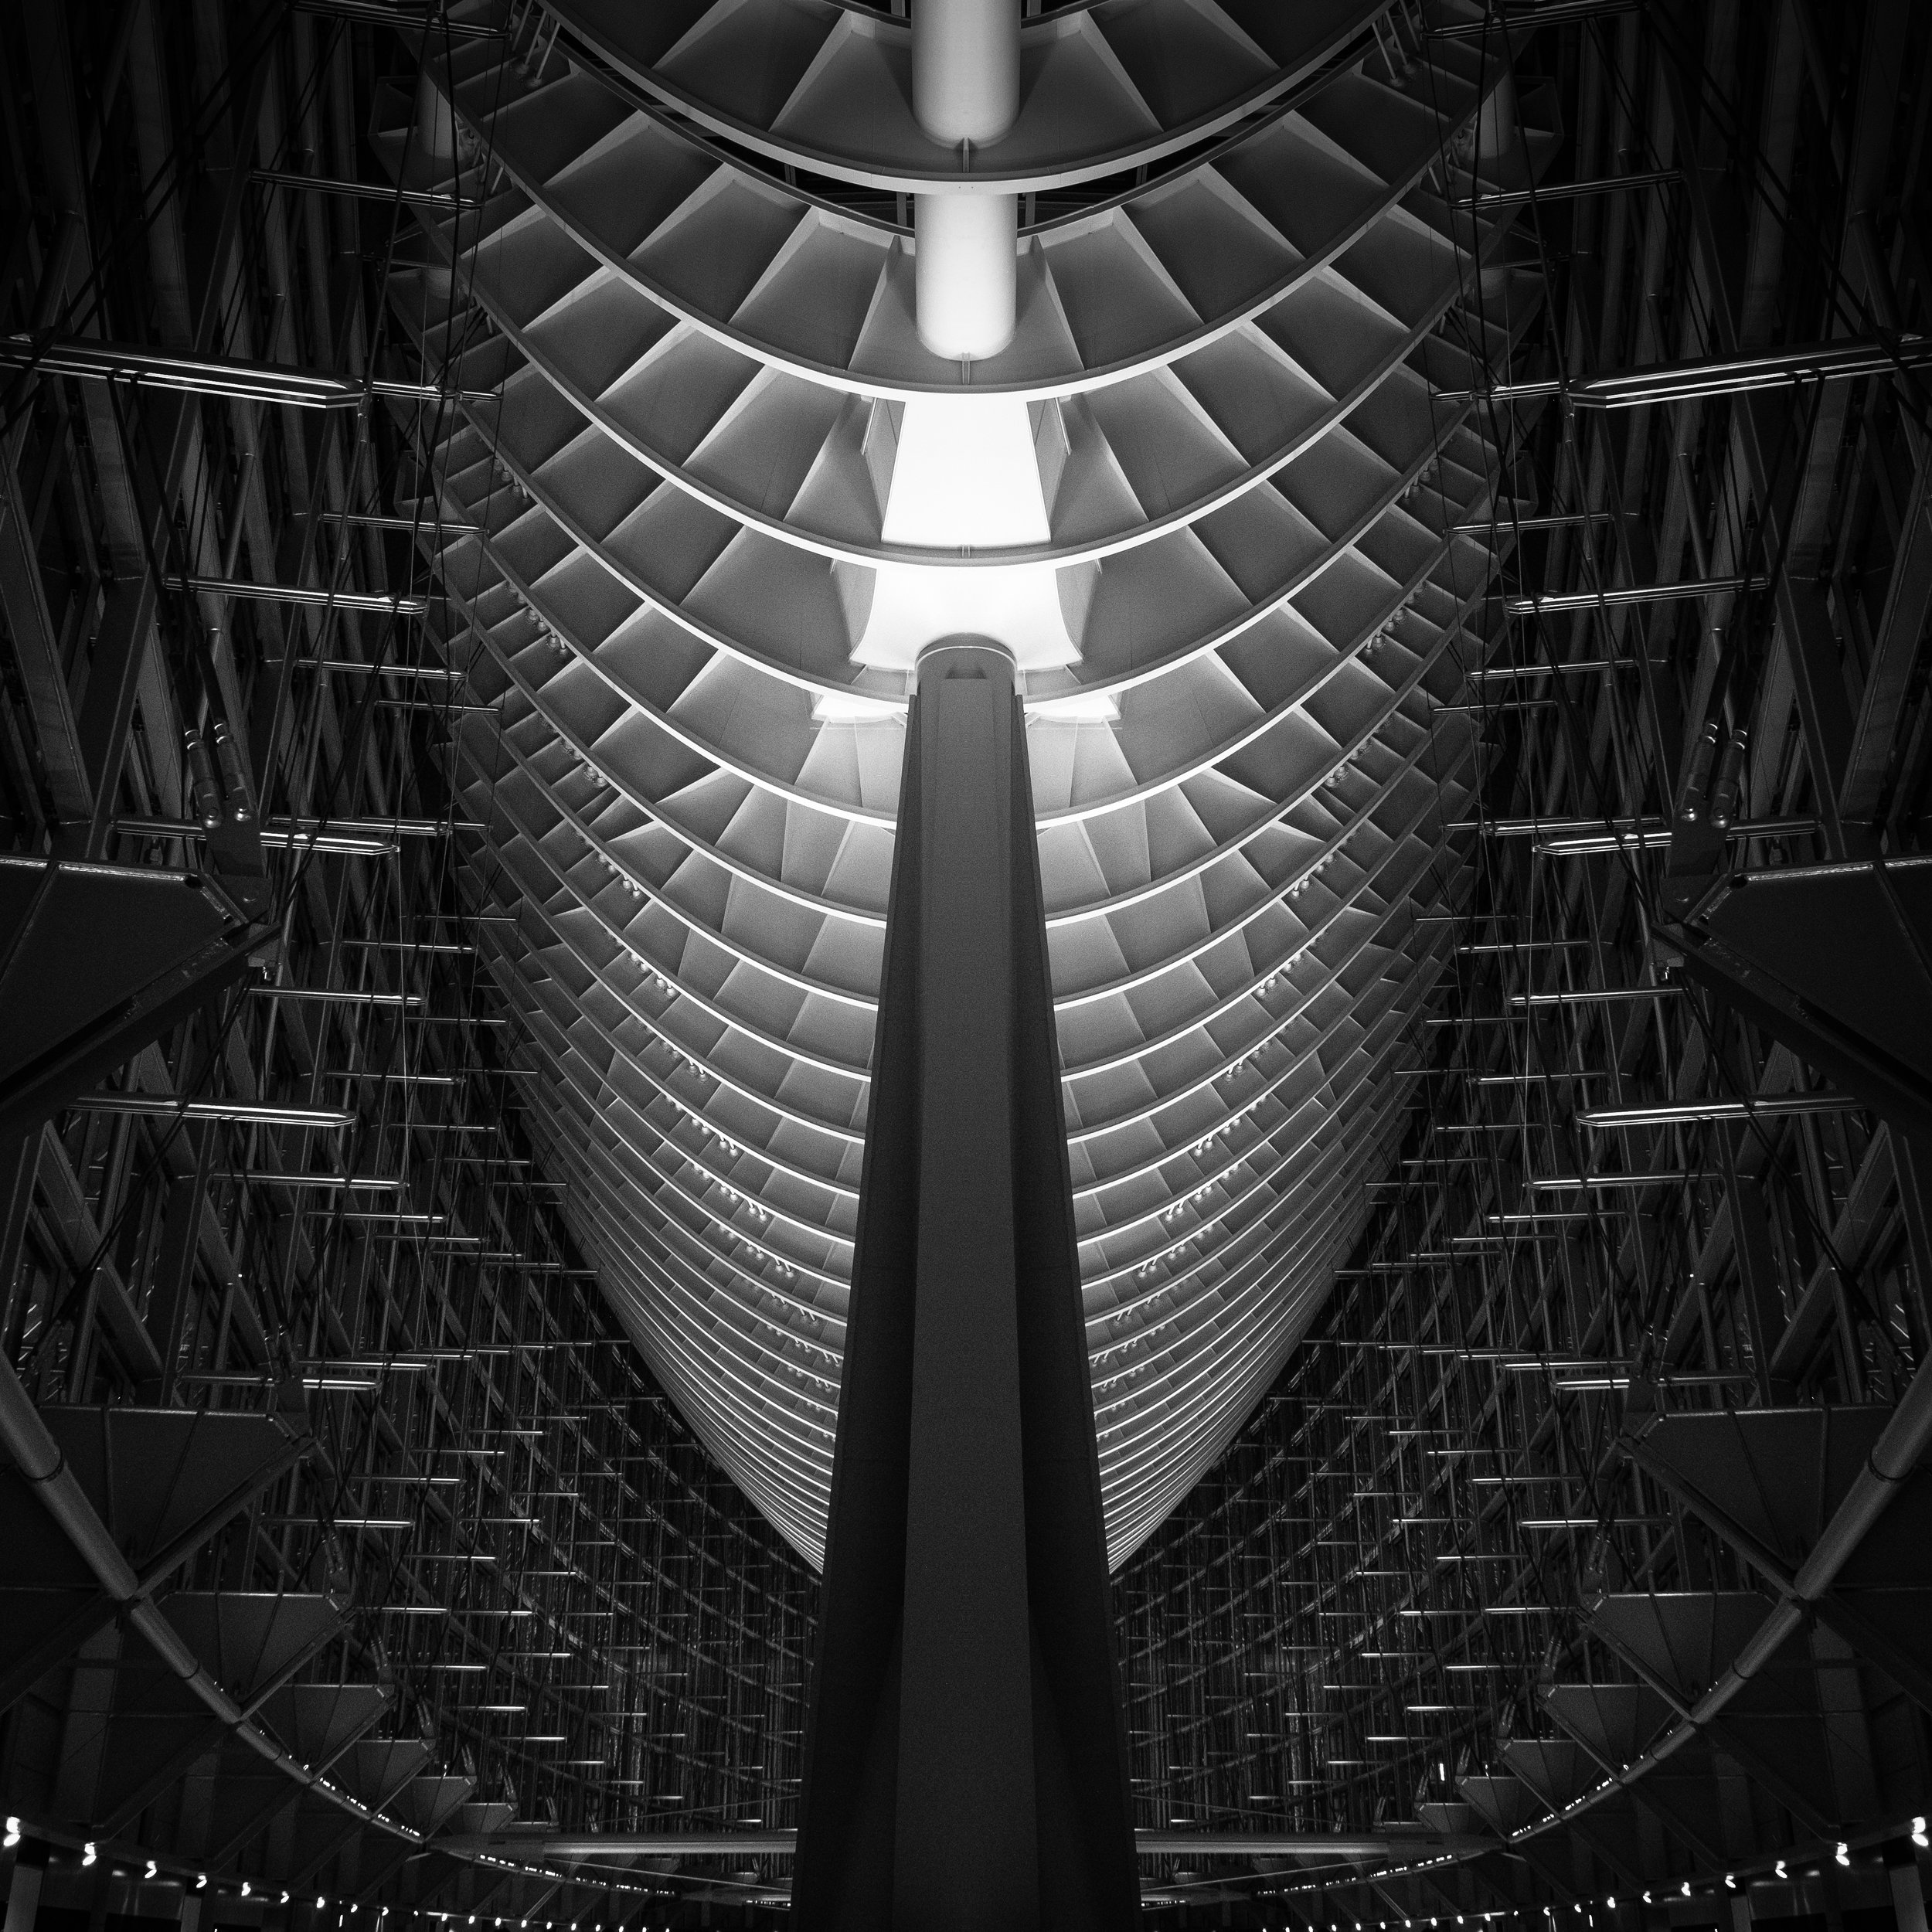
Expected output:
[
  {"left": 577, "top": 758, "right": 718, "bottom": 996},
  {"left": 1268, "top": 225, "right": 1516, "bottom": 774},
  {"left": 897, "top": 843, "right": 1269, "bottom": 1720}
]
[{"left": 912, "top": 0, "right": 1019, "bottom": 360}]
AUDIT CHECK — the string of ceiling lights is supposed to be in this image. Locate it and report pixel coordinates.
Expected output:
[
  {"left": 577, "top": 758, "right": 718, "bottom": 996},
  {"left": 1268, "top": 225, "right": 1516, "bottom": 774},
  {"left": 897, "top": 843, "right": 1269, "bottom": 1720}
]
[
  {"left": 1259, "top": 1817, "right": 1932, "bottom": 1921},
  {"left": 0, "top": 1819, "right": 678, "bottom": 1923}
]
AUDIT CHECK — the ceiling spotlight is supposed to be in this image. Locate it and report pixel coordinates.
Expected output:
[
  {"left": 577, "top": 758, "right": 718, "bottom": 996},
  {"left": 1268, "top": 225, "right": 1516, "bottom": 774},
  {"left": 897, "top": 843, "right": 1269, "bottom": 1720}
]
[
  {"left": 1681, "top": 1883, "right": 1692, "bottom": 1898},
  {"left": 319, "top": 1900, "right": 327, "bottom": 1909},
  {"left": 1775, "top": 1862, "right": 1787, "bottom": 1879},
  {"left": 83, "top": 1845, "right": 98, "bottom": 1869},
  {"left": 197, "top": 1877, "right": 209, "bottom": 1891},
  {"left": 1725, "top": 1877, "right": 1736, "bottom": 1891},
  {"left": 1835, "top": 1844, "right": 1850, "bottom": 1868},
  {"left": 242, "top": 1883, "right": 252, "bottom": 1897},
  {"left": 1914, "top": 1818, "right": 1929, "bottom": 1849},
  {"left": 2, "top": 1821, "right": 18, "bottom": 1849}
]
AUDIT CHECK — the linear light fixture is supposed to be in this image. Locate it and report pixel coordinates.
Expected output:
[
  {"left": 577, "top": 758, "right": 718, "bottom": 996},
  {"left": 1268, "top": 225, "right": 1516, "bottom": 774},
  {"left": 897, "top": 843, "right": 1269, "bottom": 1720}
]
[
  {"left": 253, "top": 167, "right": 479, "bottom": 209},
  {"left": 300, "top": 1210, "right": 448, "bottom": 1226},
  {"left": 1507, "top": 575, "right": 1746, "bottom": 616},
  {"left": 1488, "top": 1210, "right": 1631, "bottom": 1224},
  {"left": 311, "top": 659, "right": 463, "bottom": 682},
  {"left": 1445, "top": 332, "right": 1932, "bottom": 406},
  {"left": 1468, "top": 658, "right": 1642, "bottom": 677},
  {"left": 117, "top": 815, "right": 398, "bottom": 855},
  {"left": 1457, "top": 167, "right": 1679, "bottom": 209},
  {"left": 0, "top": 331, "right": 494, "bottom": 405},
  {"left": 182, "top": 1371, "right": 383, "bottom": 1391},
  {"left": 1577, "top": 1094, "right": 1849, "bottom": 1127},
  {"left": 1529, "top": 1173, "right": 1692, "bottom": 1191},
  {"left": 1509, "top": 987, "right": 1682, "bottom": 1007},
  {"left": 186, "top": 575, "right": 430, "bottom": 616},
  {"left": 0, "top": 332, "right": 362, "bottom": 406},
  {"left": 76, "top": 1094, "right": 355, "bottom": 1128},
  {"left": 326, "top": 1071, "right": 458, "bottom": 1085},
  {"left": 1571, "top": 331, "right": 1932, "bottom": 407},
  {"left": 238, "top": 1172, "right": 407, "bottom": 1189},
  {"left": 250, "top": 987, "right": 425, "bottom": 1008},
  {"left": 1550, "top": 1371, "right": 1753, "bottom": 1390},
  {"left": 338, "top": 511, "right": 480, "bottom": 536}
]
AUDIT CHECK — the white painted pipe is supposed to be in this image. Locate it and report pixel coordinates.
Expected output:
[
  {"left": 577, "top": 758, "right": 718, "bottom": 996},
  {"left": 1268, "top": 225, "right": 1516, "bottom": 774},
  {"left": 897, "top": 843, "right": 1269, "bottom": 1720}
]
[
  {"left": 912, "top": 0, "right": 1019, "bottom": 146},
  {"left": 914, "top": 192, "right": 1019, "bottom": 360}
]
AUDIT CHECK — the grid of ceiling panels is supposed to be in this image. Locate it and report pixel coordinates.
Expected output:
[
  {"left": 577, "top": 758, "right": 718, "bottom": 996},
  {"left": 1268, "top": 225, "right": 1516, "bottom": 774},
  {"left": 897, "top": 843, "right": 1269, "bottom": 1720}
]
[{"left": 381, "top": 0, "right": 1532, "bottom": 1568}]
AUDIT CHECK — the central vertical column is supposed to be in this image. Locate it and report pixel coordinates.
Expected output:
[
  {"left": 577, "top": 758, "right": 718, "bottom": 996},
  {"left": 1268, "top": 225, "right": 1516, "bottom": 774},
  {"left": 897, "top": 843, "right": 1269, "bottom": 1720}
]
[{"left": 791, "top": 641, "right": 1141, "bottom": 1931}]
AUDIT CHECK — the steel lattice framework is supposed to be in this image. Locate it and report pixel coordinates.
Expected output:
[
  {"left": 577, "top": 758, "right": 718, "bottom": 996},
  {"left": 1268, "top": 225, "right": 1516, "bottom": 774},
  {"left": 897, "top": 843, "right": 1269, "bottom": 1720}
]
[
  {"left": 5, "top": 0, "right": 1932, "bottom": 1927},
  {"left": 381, "top": 0, "right": 1537, "bottom": 1566}
]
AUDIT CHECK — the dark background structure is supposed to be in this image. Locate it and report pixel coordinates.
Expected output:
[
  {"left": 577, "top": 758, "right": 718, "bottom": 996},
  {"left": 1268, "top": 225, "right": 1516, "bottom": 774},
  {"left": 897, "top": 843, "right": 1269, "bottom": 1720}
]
[{"left": 3, "top": 0, "right": 1932, "bottom": 1927}]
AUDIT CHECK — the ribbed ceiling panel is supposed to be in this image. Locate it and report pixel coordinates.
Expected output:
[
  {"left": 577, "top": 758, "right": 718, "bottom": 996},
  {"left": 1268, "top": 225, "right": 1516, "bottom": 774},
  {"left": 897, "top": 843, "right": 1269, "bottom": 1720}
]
[{"left": 376, "top": 0, "right": 1541, "bottom": 1567}]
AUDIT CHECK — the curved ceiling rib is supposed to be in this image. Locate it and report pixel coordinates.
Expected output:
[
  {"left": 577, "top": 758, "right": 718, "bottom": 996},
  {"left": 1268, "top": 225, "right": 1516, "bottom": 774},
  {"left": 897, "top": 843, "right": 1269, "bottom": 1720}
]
[
  {"left": 544, "top": 0, "right": 1387, "bottom": 193},
  {"left": 380, "top": 0, "right": 1544, "bottom": 1569}
]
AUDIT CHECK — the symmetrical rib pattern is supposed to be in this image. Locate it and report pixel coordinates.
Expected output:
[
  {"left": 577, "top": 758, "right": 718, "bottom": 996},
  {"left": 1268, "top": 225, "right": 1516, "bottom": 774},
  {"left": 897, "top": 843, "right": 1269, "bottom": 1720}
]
[{"left": 379, "top": 0, "right": 1540, "bottom": 1567}]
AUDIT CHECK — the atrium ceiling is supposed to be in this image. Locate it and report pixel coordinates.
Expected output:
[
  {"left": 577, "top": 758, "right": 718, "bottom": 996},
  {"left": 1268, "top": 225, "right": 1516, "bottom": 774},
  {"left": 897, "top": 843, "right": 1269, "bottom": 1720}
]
[
  {"left": 3, "top": 0, "right": 1932, "bottom": 1928},
  {"left": 386, "top": 0, "right": 1534, "bottom": 1566}
]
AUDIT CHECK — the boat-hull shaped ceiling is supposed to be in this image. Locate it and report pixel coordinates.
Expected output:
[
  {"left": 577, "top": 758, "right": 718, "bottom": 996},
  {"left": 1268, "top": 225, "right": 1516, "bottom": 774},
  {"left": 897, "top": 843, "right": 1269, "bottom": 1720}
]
[{"left": 380, "top": 0, "right": 1541, "bottom": 1567}]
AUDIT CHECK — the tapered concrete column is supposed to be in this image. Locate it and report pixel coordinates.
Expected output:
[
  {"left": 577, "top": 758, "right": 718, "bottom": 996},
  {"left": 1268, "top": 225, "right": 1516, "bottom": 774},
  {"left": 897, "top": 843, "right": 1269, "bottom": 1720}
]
[
  {"left": 791, "top": 641, "right": 1141, "bottom": 1932},
  {"left": 911, "top": 0, "right": 1020, "bottom": 360}
]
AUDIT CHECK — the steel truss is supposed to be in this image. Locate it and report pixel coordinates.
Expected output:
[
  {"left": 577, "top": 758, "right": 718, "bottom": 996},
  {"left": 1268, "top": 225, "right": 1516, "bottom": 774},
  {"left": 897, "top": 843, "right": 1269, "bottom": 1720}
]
[
  {"left": 0, "top": 5, "right": 811, "bottom": 1928},
  {"left": 2, "top": 0, "right": 1932, "bottom": 1930},
  {"left": 1112, "top": 1, "right": 1932, "bottom": 1927}
]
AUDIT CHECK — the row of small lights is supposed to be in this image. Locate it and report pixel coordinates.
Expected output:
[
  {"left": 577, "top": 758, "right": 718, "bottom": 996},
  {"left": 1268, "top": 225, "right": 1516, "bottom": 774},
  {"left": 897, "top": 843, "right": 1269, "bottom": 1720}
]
[
  {"left": 1270, "top": 1818, "right": 1930, "bottom": 1921},
  {"left": 2, "top": 1821, "right": 678, "bottom": 1919},
  {"left": 12, "top": 1816, "right": 1924, "bottom": 1920}
]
